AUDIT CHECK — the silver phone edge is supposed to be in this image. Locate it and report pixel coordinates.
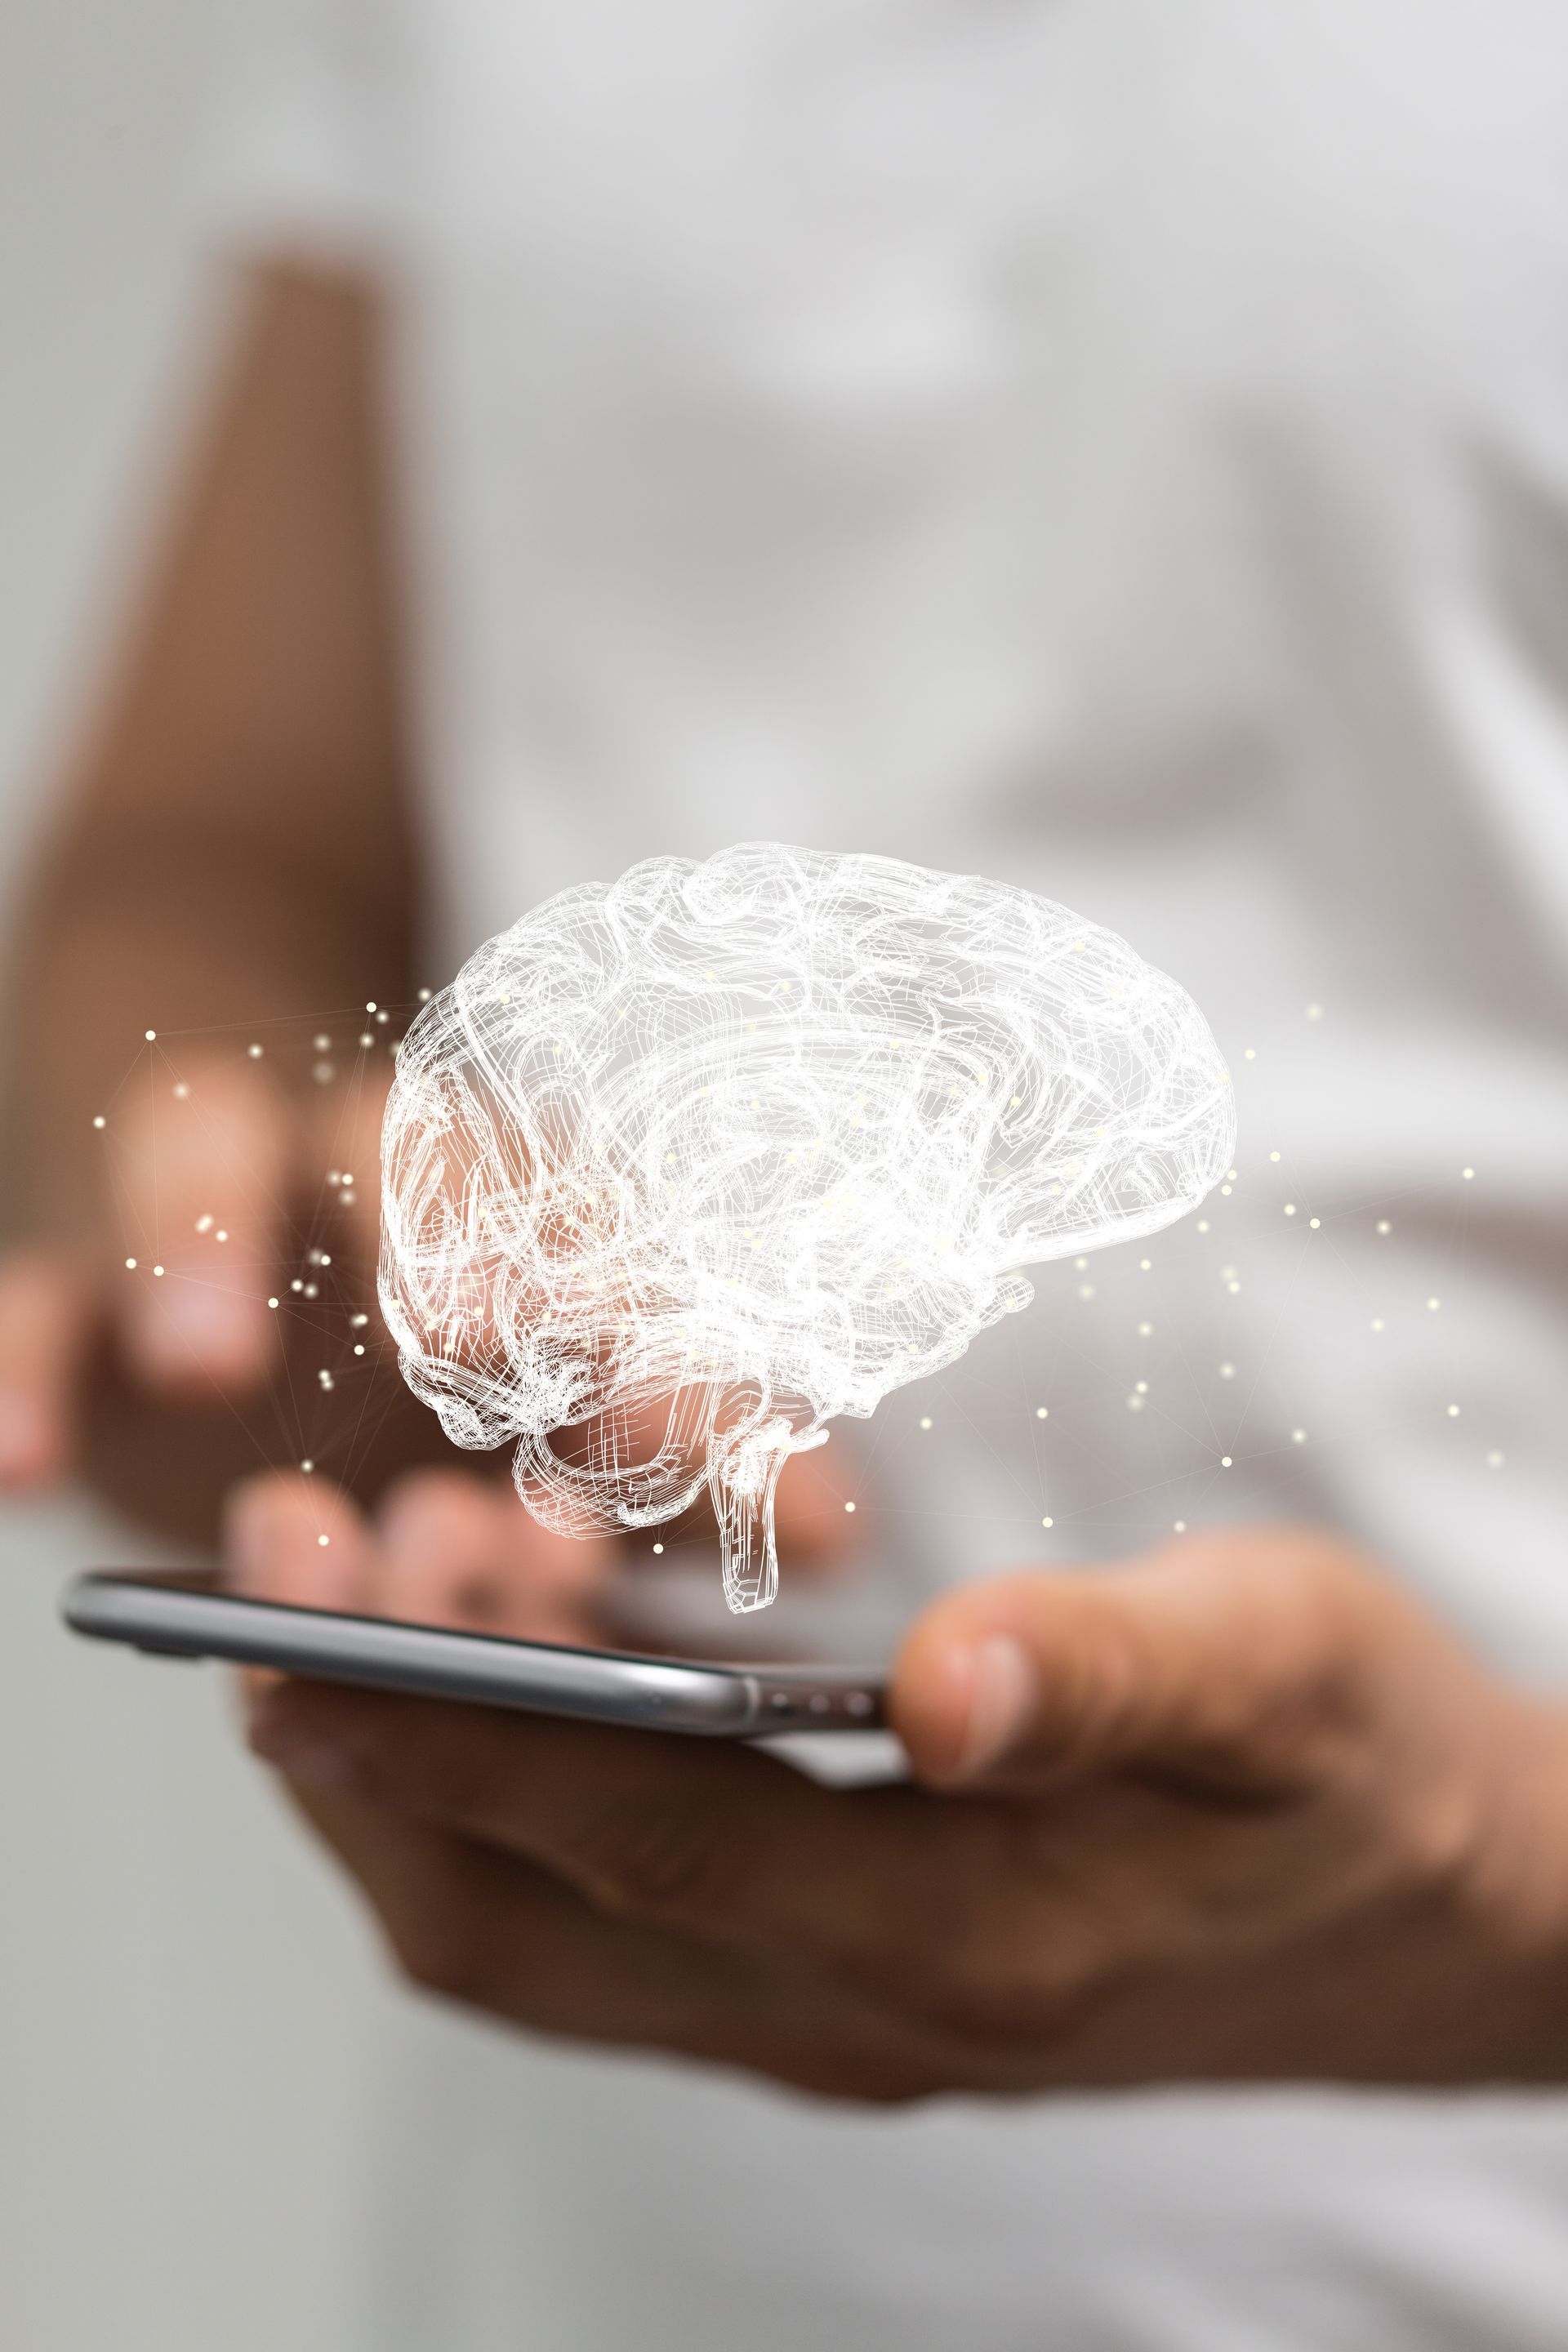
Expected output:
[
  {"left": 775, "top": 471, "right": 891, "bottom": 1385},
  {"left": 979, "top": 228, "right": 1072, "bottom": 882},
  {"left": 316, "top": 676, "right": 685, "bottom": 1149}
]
[{"left": 62, "top": 1574, "right": 886, "bottom": 1737}]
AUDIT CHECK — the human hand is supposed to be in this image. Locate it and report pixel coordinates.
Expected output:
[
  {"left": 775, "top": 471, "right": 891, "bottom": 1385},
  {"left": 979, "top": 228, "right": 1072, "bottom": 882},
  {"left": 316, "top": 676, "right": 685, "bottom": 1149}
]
[
  {"left": 0, "top": 1052, "right": 439, "bottom": 1537},
  {"left": 244, "top": 1517, "right": 1568, "bottom": 2100}
]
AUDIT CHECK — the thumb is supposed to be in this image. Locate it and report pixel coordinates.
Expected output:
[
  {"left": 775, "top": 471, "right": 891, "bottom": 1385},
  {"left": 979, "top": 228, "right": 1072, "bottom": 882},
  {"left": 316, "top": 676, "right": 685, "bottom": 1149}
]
[{"left": 891, "top": 1532, "right": 1356, "bottom": 1791}]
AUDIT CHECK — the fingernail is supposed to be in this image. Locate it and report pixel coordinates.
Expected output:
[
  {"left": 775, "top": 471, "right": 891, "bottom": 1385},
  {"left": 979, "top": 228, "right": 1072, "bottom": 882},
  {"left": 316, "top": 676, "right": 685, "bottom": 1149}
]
[
  {"left": 133, "top": 1283, "right": 265, "bottom": 1383},
  {"left": 225, "top": 1490, "right": 285, "bottom": 1596},
  {"left": 0, "top": 1393, "right": 56, "bottom": 1484},
  {"left": 248, "top": 1693, "right": 353, "bottom": 1786},
  {"left": 954, "top": 1636, "right": 1037, "bottom": 1780}
]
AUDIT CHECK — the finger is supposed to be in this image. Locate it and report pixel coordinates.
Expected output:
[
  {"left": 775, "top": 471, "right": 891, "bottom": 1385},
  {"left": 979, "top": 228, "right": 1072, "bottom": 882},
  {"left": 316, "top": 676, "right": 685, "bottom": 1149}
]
[
  {"left": 109, "top": 1055, "right": 287, "bottom": 1393},
  {"left": 246, "top": 1675, "right": 978, "bottom": 1980},
  {"left": 278, "top": 1779, "right": 951, "bottom": 2100},
  {"left": 0, "top": 1250, "right": 93, "bottom": 1489},
  {"left": 891, "top": 1529, "right": 1370, "bottom": 1791},
  {"left": 224, "top": 1471, "right": 380, "bottom": 1611},
  {"left": 772, "top": 1442, "right": 866, "bottom": 1575},
  {"left": 375, "top": 1469, "right": 606, "bottom": 1642}
]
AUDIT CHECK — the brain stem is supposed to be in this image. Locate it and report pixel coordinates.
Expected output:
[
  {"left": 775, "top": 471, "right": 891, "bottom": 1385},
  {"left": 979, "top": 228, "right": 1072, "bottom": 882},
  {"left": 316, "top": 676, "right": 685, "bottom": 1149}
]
[{"left": 707, "top": 1415, "right": 796, "bottom": 1612}]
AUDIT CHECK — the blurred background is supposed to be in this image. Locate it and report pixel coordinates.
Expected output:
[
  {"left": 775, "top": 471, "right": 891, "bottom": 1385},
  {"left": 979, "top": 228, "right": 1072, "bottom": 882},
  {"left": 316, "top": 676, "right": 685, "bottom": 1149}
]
[
  {"left": 7, "top": 6, "right": 1568, "bottom": 2348},
  {"left": 0, "top": 7, "right": 413, "bottom": 2345}
]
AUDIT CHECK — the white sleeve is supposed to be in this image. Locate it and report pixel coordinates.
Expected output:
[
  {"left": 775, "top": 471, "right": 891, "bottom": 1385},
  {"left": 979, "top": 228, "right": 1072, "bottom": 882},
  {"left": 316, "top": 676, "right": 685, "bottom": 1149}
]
[{"left": 203, "top": 0, "right": 409, "bottom": 264}]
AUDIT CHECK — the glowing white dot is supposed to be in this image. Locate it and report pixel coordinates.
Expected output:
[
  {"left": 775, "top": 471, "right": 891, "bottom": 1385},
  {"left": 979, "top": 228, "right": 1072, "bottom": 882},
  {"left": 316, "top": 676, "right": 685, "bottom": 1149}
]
[
  {"left": 1377, "top": 1220, "right": 1391, "bottom": 1235},
  {"left": 1035, "top": 1405, "right": 1049, "bottom": 1420},
  {"left": 124, "top": 1257, "right": 136, "bottom": 1270},
  {"left": 1427, "top": 1297, "right": 1441, "bottom": 1312},
  {"left": 365, "top": 1001, "right": 377, "bottom": 1014},
  {"left": 653, "top": 1542, "right": 665, "bottom": 1556},
  {"left": 247, "top": 1043, "right": 263, "bottom": 1059},
  {"left": 359, "top": 1032, "right": 373, "bottom": 1048},
  {"left": 844, "top": 1500, "right": 856, "bottom": 1513},
  {"left": 1126, "top": 1394, "right": 1144, "bottom": 1411},
  {"left": 1269, "top": 1151, "right": 1281, "bottom": 1163},
  {"left": 418, "top": 987, "right": 432, "bottom": 1003},
  {"left": 196, "top": 1214, "right": 213, "bottom": 1234},
  {"left": 314, "top": 1035, "right": 332, "bottom": 1053},
  {"left": 1220, "top": 1455, "right": 1233, "bottom": 1468},
  {"left": 144, "top": 1029, "right": 156, "bottom": 1042},
  {"left": 1041, "top": 1516, "right": 1054, "bottom": 1529},
  {"left": 1134, "top": 1379, "right": 1148, "bottom": 1394},
  {"left": 1227, "top": 1169, "right": 1240, "bottom": 1183},
  {"left": 1283, "top": 1203, "right": 1296, "bottom": 1216},
  {"left": 318, "top": 1534, "right": 330, "bottom": 1548},
  {"left": 1227, "top": 1280, "right": 1241, "bottom": 1294},
  {"left": 216, "top": 1230, "right": 228, "bottom": 1244},
  {"left": 301, "top": 1459, "right": 314, "bottom": 1474},
  {"left": 1463, "top": 1168, "right": 1475, "bottom": 1181},
  {"left": 1196, "top": 1218, "right": 1210, "bottom": 1233},
  {"left": 1220, "top": 1184, "right": 1232, "bottom": 1196},
  {"left": 1309, "top": 1217, "right": 1321, "bottom": 1229},
  {"left": 1074, "top": 1257, "right": 1088, "bottom": 1270},
  {"left": 1447, "top": 1404, "right": 1460, "bottom": 1417},
  {"left": 267, "top": 1297, "right": 278, "bottom": 1309},
  {"left": 172, "top": 1082, "right": 189, "bottom": 1100},
  {"left": 1077, "top": 1282, "right": 1096, "bottom": 1300},
  {"left": 1138, "top": 1321, "right": 1154, "bottom": 1337},
  {"left": 152, "top": 1264, "right": 165, "bottom": 1277},
  {"left": 919, "top": 1415, "right": 932, "bottom": 1430},
  {"left": 92, "top": 1115, "right": 106, "bottom": 1129},
  {"left": 1139, "top": 1257, "right": 1152, "bottom": 1271},
  {"left": 353, "top": 1343, "right": 365, "bottom": 1356},
  {"left": 350, "top": 1313, "right": 368, "bottom": 1328},
  {"left": 376, "top": 1010, "right": 390, "bottom": 1025},
  {"left": 1370, "top": 1317, "right": 1385, "bottom": 1332},
  {"left": 1291, "top": 1429, "right": 1307, "bottom": 1445},
  {"left": 1174, "top": 1520, "right": 1187, "bottom": 1533},
  {"left": 1218, "top": 1362, "right": 1236, "bottom": 1379},
  {"left": 1487, "top": 1450, "right": 1505, "bottom": 1469},
  {"left": 1244, "top": 1047, "right": 1256, "bottom": 1060}
]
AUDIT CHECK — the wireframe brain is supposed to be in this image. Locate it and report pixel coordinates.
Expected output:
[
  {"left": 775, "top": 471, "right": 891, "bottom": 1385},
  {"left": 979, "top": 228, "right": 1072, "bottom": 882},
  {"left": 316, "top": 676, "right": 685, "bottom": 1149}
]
[{"left": 379, "top": 844, "right": 1235, "bottom": 1610}]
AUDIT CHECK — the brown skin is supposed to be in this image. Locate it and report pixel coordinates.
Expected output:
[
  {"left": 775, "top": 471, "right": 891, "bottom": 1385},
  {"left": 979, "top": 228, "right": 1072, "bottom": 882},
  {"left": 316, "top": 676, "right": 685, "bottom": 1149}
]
[
  {"left": 9, "top": 257, "right": 1568, "bottom": 2101},
  {"left": 0, "top": 261, "right": 434, "bottom": 1535},
  {"left": 237, "top": 1486, "right": 1568, "bottom": 2101}
]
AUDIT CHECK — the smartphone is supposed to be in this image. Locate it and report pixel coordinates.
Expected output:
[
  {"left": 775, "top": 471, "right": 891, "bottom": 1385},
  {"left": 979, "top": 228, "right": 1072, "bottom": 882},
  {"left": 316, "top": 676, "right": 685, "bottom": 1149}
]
[{"left": 63, "top": 1570, "right": 887, "bottom": 1738}]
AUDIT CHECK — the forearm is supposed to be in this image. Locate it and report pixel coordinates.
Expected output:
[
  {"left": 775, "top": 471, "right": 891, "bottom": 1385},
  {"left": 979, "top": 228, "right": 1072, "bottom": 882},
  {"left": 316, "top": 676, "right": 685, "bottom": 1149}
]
[{"left": 0, "top": 256, "right": 415, "bottom": 1242}]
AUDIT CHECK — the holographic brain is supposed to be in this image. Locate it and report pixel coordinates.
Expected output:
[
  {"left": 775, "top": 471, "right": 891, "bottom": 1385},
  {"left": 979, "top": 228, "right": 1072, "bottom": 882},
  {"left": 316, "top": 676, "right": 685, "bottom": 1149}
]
[{"left": 379, "top": 843, "right": 1235, "bottom": 1610}]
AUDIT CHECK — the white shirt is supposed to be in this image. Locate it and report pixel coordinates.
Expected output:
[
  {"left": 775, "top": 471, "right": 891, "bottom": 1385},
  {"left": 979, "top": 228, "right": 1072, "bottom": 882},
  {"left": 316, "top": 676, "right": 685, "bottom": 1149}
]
[{"left": 226, "top": 4, "right": 1568, "bottom": 2343}]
